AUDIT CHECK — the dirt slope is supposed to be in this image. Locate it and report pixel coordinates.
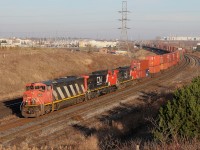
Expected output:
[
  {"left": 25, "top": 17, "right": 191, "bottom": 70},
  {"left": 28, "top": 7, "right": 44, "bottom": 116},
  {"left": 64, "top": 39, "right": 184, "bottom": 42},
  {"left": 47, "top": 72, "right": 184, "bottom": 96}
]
[{"left": 0, "top": 48, "right": 154, "bottom": 101}]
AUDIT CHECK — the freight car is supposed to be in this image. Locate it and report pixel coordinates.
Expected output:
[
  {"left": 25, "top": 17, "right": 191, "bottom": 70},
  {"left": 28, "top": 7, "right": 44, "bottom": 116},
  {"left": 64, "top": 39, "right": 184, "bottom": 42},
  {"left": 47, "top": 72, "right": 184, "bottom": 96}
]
[{"left": 21, "top": 46, "right": 185, "bottom": 118}]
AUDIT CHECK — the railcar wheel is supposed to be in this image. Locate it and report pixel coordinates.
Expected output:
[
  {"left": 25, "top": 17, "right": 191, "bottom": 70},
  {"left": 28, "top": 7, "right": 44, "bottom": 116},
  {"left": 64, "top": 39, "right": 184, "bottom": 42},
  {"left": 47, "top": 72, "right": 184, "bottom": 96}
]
[
  {"left": 35, "top": 111, "right": 40, "bottom": 117},
  {"left": 22, "top": 112, "right": 29, "bottom": 118},
  {"left": 96, "top": 90, "right": 100, "bottom": 97}
]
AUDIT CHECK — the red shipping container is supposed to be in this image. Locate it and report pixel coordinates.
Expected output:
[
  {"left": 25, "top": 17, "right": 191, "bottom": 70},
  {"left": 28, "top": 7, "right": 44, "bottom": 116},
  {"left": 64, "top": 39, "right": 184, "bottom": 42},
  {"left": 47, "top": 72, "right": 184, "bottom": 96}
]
[
  {"left": 160, "top": 54, "right": 169, "bottom": 64},
  {"left": 166, "top": 46, "right": 170, "bottom": 51},
  {"left": 172, "top": 60, "right": 177, "bottom": 66},
  {"left": 168, "top": 53, "right": 173, "bottom": 62},
  {"left": 176, "top": 51, "right": 180, "bottom": 62},
  {"left": 171, "top": 61, "right": 175, "bottom": 66},
  {"left": 131, "top": 70, "right": 148, "bottom": 79},
  {"left": 131, "top": 59, "right": 149, "bottom": 70},
  {"left": 172, "top": 53, "right": 175, "bottom": 61},
  {"left": 138, "top": 70, "right": 147, "bottom": 78},
  {"left": 146, "top": 55, "right": 161, "bottom": 67},
  {"left": 169, "top": 46, "right": 172, "bottom": 52},
  {"left": 149, "top": 66, "right": 160, "bottom": 74},
  {"left": 174, "top": 52, "right": 177, "bottom": 61},
  {"left": 163, "top": 45, "right": 167, "bottom": 50},
  {"left": 160, "top": 55, "right": 164, "bottom": 64},
  {"left": 160, "top": 63, "right": 169, "bottom": 70},
  {"left": 166, "top": 54, "right": 170, "bottom": 63},
  {"left": 168, "top": 62, "right": 174, "bottom": 68},
  {"left": 164, "top": 63, "right": 170, "bottom": 69}
]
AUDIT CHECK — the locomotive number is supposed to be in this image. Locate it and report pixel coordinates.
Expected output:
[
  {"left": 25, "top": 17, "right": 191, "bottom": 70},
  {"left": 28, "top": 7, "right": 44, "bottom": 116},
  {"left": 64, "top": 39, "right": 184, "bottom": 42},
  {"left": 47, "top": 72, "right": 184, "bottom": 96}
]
[{"left": 97, "top": 76, "right": 103, "bottom": 85}]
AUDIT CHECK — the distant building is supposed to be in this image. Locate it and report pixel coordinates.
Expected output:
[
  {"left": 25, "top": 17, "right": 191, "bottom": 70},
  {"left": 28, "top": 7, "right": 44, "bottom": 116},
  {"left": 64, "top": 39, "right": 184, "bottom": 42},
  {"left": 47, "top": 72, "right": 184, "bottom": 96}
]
[
  {"left": 115, "top": 50, "right": 128, "bottom": 55},
  {"left": 79, "top": 40, "right": 90, "bottom": 48},
  {"left": 79, "top": 40, "right": 117, "bottom": 48},
  {"left": 163, "top": 36, "right": 200, "bottom": 41},
  {"left": 0, "top": 38, "right": 13, "bottom": 47},
  {"left": 196, "top": 43, "right": 200, "bottom": 51}
]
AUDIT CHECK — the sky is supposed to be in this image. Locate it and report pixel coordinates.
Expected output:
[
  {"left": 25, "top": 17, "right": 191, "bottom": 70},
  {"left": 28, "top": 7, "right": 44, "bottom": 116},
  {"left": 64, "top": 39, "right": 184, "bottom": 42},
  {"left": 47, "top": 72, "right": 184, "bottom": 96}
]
[{"left": 0, "top": 0, "right": 199, "bottom": 40}]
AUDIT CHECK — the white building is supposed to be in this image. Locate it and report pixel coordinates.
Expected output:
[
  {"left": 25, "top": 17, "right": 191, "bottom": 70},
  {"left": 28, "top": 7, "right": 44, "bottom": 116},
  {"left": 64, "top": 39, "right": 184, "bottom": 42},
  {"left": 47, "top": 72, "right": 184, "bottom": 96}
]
[
  {"left": 163, "top": 36, "right": 200, "bottom": 41},
  {"left": 79, "top": 40, "right": 117, "bottom": 48}
]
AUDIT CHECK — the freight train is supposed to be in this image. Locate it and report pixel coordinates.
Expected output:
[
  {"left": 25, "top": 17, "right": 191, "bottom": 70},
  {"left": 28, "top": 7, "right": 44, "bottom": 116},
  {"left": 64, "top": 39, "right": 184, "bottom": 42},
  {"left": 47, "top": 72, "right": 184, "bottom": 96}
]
[{"left": 21, "top": 45, "right": 185, "bottom": 118}]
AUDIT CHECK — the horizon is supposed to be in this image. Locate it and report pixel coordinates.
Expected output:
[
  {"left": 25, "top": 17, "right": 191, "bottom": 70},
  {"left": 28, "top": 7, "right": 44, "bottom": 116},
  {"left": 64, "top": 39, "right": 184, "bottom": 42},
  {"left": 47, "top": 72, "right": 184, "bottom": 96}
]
[{"left": 0, "top": 0, "right": 199, "bottom": 40}]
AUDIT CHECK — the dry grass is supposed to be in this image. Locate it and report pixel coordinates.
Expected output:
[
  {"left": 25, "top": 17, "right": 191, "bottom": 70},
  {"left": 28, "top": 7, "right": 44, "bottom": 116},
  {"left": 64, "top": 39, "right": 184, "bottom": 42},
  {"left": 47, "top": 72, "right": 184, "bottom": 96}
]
[
  {"left": 0, "top": 47, "right": 156, "bottom": 101},
  {"left": 0, "top": 48, "right": 129, "bottom": 101},
  {"left": 131, "top": 49, "right": 156, "bottom": 60},
  {"left": 1, "top": 138, "right": 200, "bottom": 150}
]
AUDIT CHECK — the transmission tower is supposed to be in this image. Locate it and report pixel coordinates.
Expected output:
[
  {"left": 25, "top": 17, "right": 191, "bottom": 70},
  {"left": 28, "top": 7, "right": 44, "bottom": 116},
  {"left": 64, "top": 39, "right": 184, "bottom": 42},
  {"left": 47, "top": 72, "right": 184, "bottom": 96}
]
[{"left": 118, "top": 1, "right": 130, "bottom": 52}]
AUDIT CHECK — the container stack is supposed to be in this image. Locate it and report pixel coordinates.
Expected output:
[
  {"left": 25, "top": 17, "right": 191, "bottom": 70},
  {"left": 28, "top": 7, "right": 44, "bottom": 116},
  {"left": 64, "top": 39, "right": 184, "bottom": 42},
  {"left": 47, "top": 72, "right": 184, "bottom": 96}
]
[
  {"left": 146, "top": 55, "right": 161, "bottom": 74},
  {"left": 160, "top": 54, "right": 169, "bottom": 70},
  {"left": 130, "top": 60, "right": 149, "bottom": 79}
]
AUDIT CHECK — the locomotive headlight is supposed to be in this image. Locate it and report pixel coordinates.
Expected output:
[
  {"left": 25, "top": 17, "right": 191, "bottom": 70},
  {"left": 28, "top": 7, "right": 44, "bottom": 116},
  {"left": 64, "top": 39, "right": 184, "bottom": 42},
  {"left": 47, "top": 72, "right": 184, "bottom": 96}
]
[
  {"left": 38, "top": 93, "right": 43, "bottom": 97},
  {"left": 31, "top": 98, "right": 36, "bottom": 105}
]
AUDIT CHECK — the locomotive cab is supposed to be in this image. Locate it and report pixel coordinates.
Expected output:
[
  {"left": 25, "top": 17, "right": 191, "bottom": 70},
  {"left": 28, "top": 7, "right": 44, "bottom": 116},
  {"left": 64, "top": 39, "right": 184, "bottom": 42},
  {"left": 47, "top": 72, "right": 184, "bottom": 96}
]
[{"left": 22, "top": 82, "right": 53, "bottom": 117}]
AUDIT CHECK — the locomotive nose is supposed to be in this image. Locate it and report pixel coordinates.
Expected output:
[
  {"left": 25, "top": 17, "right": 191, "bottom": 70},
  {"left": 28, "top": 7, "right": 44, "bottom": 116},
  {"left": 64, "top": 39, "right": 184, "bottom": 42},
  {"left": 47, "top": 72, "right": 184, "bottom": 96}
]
[{"left": 23, "top": 92, "right": 38, "bottom": 105}]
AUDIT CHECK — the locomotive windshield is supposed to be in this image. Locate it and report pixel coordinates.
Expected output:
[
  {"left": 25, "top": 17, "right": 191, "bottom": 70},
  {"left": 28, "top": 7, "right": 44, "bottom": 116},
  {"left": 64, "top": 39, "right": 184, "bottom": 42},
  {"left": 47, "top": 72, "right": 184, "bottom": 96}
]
[
  {"left": 26, "top": 85, "right": 46, "bottom": 91},
  {"left": 26, "top": 86, "right": 34, "bottom": 91}
]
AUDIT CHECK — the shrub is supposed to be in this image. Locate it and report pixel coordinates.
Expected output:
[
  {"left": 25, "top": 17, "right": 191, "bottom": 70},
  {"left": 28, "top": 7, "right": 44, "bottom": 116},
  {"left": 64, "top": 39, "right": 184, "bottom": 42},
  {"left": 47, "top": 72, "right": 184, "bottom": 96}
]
[{"left": 154, "top": 76, "right": 200, "bottom": 142}]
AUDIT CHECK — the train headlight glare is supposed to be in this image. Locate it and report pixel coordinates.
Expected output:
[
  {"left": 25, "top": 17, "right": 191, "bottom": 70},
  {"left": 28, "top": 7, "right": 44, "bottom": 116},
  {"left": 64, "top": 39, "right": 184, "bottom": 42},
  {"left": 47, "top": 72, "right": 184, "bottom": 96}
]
[
  {"left": 38, "top": 93, "right": 43, "bottom": 97},
  {"left": 31, "top": 98, "right": 36, "bottom": 105}
]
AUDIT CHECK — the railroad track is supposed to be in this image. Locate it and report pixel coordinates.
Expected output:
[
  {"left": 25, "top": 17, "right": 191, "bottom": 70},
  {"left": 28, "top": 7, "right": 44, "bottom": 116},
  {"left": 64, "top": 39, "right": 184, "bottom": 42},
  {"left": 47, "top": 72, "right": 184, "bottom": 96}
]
[
  {"left": 0, "top": 54, "right": 199, "bottom": 147},
  {"left": 0, "top": 98, "right": 22, "bottom": 119}
]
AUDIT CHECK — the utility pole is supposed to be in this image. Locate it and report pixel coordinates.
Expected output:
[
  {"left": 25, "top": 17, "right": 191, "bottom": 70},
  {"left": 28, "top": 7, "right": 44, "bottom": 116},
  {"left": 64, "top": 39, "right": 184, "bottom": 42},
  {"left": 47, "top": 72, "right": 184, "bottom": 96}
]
[{"left": 118, "top": 1, "right": 130, "bottom": 53}]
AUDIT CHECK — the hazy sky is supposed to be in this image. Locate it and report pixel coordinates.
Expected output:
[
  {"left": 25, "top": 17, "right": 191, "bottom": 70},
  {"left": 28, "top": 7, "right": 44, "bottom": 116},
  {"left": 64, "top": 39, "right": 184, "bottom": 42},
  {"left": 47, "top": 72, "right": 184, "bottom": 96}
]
[{"left": 0, "top": 0, "right": 199, "bottom": 40}]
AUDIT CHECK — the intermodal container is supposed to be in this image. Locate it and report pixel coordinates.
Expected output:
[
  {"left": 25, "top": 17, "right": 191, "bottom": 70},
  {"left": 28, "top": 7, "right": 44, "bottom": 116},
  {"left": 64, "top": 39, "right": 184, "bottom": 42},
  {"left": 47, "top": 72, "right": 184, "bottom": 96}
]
[
  {"left": 172, "top": 52, "right": 177, "bottom": 61},
  {"left": 149, "top": 66, "right": 161, "bottom": 74},
  {"left": 166, "top": 46, "right": 170, "bottom": 51},
  {"left": 146, "top": 55, "right": 161, "bottom": 67},
  {"left": 160, "top": 63, "right": 169, "bottom": 70},
  {"left": 138, "top": 70, "right": 148, "bottom": 78},
  {"left": 168, "top": 62, "right": 174, "bottom": 68},
  {"left": 131, "top": 69, "right": 149, "bottom": 79},
  {"left": 175, "top": 51, "right": 180, "bottom": 62},
  {"left": 163, "top": 45, "right": 167, "bottom": 51},
  {"left": 160, "top": 54, "right": 169, "bottom": 64},
  {"left": 166, "top": 54, "right": 170, "bottom": 62},
  {"left": 171, "top": 60, "right": 176, "bottom": 66},
  {"left": 131, "top": 60, "right": 149, "bottom": 70},
  {"left": 168, "top": 53, "right": 173, "bottom": 62},
  {"left": 169, "top": 46, "right": 172, "bottom": 52}
]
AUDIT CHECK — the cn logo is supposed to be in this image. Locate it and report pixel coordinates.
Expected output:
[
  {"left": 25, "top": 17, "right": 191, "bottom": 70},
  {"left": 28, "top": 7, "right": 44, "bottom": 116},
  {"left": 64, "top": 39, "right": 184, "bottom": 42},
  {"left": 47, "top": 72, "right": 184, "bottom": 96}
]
[
  {"left": 124, "top": 72, "right": 128, "bottom": 78},
  {"left": 97, "top": 76, "right": 103, "bottom": 85}
]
